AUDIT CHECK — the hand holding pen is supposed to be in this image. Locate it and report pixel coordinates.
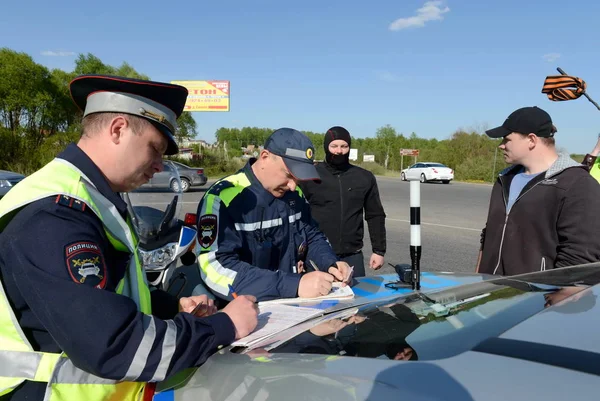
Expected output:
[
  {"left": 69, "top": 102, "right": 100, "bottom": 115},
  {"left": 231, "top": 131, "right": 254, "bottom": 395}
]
[
  {"left": 309, "top": 260, "right": 353, "bottom": 285},
  {"left": 221, "top": 283, "right": 259, "bottom": 340}
]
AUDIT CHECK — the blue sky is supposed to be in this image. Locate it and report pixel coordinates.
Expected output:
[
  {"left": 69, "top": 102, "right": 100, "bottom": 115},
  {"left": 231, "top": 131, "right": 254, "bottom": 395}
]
[{"left": 2, "top": 0, "right": 600, "bottom": 154}]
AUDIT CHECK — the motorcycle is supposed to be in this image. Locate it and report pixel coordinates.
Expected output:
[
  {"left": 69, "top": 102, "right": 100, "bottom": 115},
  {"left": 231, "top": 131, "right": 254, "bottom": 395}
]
[{"left": 123, "top": 161, "right": 199, "bottom": 297}]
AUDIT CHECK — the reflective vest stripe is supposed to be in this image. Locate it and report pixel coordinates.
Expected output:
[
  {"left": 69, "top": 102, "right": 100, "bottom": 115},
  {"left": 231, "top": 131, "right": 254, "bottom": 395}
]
[
  {"left": 151, "top": 319, "right": 178, "bottom": 382},
  {"left": 0, "top": 351, "right": 61, "bottom": 381},
  {"left": 197, "top": 196, "right": 236, "bottom": 297},
  {"left": 288, "top": 212, "right": 302, "bottom": 223},
  {"left": 121, "top": 315, "right": 177, "bottom": 382},
  {"left": 232, "top": 212, "right": 302, "bottom": 232},
  {"left": 234, "top": 217, "right": 283, "bottom": 231},
  {"left": 51, "top": 358, "right": 118, "bottom": 384},
  {"left": 0, "top": 279, "right": 30, "bottom": 352},
  {"left": 123, "top": 314, "right": 157, "bottom": 381}
]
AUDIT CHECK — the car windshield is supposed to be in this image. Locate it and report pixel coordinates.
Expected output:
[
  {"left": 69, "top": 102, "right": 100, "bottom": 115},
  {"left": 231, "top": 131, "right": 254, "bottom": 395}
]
[
  {"left": 426, "top": 163, "right": 447, "bottom": 167},
  {"left": 266, "top": 263, "right": 600, "bottom": 361}
]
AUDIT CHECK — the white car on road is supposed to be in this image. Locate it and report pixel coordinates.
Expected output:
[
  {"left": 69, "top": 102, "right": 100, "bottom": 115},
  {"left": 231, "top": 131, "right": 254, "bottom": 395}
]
[{"left": 401, "top": 162, "right": 454, "bottom": 184}]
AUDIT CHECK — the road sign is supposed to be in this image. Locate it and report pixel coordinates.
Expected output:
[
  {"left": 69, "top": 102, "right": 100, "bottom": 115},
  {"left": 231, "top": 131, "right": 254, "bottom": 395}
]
[{"left": 400, "top": 149, "right": 419, "bottom": 156}]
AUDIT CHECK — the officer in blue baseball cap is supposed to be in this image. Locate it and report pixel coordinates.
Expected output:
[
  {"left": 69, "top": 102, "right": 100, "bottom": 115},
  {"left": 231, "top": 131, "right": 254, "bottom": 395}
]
[
  {"left": 195, "top": 127, "right": 353, "bottom": 304},
  {"left": 263, "top": 127, "right": 320, "bottom": 181}
]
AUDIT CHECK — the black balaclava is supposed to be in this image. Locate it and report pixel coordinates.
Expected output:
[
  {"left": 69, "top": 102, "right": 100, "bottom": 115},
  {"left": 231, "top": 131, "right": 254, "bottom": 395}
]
[{"left": 324, "top": 126, "right": 352, "bottom": 168}]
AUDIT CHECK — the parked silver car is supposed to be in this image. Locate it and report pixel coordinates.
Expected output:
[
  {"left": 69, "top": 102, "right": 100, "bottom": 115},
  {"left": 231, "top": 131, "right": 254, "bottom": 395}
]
[
  {"left": 146, "top": 161, "right": 207, "bottom": 193},
  {"left": 0, "top": 169, "right": 25, "bottom": 198},
  {"left": 170, "top": 161, "right": 207, "bottom": 192},
  {"left": 140, "top": 161, "right": 207, "bottom": 193},
  {"left": 154, "top": 263, "right": 600, "bottom": 400}
]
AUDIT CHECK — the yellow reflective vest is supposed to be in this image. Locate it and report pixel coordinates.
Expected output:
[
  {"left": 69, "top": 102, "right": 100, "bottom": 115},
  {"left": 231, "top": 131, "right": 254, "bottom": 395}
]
[{"left": 0, "top": 158, "right": 152, "bottom": 401}]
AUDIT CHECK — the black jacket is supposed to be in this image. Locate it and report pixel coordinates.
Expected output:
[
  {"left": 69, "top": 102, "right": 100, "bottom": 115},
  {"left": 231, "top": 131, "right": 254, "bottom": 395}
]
[
  {"left": 299, "top": 162, "right": 386, "bottom": 256},
  {"left": 479, "top": 154, "right": 600, "bottom": 276}
]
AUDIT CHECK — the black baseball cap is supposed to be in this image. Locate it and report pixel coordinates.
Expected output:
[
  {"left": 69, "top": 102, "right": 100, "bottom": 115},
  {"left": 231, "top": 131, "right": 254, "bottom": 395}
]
[
  {"left": 486, "top": 106, "right": 555, "bottom": 139},
  {"left": 264, "top": 128, "right": 319, "bottom": 181}
]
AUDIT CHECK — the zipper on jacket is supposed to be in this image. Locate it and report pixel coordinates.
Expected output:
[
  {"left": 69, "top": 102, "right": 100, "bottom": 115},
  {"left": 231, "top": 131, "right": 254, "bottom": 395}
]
[
  {"left": 337, "top": 175, "right": 343, "bottom": 251},
  {"left": 540, "top": 257, "right": 546, "bottom": 271},
  {"left": 492, "top": 214, "right": 510, "bottom": 275},
  {"left": 492, "top": 178, "right": 544, "bottom": 275}
]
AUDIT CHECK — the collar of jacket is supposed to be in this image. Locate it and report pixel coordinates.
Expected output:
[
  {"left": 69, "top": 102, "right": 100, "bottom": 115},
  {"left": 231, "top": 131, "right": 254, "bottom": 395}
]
[
  {"left": 323, "top": 161, "right": 351, "bottom": 175},
  {"left": 244, "top": 158, "right": 278, "bottom": 205},
  {"left": 57, "top": 143, "right": 128, "bottom": 216}
]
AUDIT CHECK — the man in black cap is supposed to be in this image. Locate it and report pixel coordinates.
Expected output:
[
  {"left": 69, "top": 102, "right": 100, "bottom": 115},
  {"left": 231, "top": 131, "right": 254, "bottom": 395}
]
[
  {"left": 0, "top": 75, "right": 258, "bottom": 400},
  {"left": 477, "top": 106, "right": 600, "bottom": 276},
  {"left": 196, "top": 128, "right": 352, "bottom": 302},
  {"left": 299, "top": 126, "right": 387, "bottom": 277}
]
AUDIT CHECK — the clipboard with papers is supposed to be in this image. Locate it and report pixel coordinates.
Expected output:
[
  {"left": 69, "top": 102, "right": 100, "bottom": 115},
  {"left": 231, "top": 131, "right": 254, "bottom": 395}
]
[
  {"left": 231, "top": 304, "right": 324, "bottom": 347},
  {"left": 231, "top": 284, "right": 356, "bottom": 348}
]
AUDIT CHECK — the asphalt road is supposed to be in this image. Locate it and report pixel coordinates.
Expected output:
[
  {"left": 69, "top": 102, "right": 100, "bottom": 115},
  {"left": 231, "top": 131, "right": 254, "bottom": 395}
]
[
  {"left": 366, "top": 177, "right": 492, "bottom": 276},
  {"left": 134, "top": 176, "right": 493, "bottom": 280}
]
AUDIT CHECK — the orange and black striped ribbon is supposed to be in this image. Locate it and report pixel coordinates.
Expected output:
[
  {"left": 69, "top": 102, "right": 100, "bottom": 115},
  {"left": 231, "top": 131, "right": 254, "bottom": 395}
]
[{"left": 542, "top": 75, "right": 587, "bottom": 101}]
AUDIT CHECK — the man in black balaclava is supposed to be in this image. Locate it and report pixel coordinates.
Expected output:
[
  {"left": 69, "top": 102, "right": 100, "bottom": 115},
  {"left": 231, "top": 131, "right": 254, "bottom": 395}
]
[
  {"left": 299, "top": 126, "right": 387, "bottom": 277},
  {"left": 325, "top": 125, "right": 352, "bottom": 167}
]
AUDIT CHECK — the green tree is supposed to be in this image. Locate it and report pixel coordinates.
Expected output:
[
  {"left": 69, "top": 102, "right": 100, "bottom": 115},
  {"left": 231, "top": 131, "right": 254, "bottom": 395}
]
[
  {"left": 73, "top": 53, "right": 116, "bottom": 76},
  {"left": 0, "top": 48, "right": 54, "bottom": 137},
  {"left": 375, "top": 124, "right": 397, "bottom": 169},
  {"left": 176, "top": 112, "right": 197, "bottom": 142}
]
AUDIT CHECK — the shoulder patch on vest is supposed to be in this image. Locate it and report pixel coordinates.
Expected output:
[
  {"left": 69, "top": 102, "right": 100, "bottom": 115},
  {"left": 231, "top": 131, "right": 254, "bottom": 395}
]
[
  {"left": 65, "top": 241, "right": 107, "bottom": 289},
  {"left": 209, "top": 180, "right": 234, "bottom": 195},
  {"left": 55, "top": 195, "right": 87, "bottom": 212},
  {"left": 198, "top": 214, "right": 218, "bottom": 249}
]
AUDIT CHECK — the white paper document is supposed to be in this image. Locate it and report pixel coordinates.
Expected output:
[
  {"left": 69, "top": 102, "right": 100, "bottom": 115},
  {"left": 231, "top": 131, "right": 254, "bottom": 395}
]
[
  {"left": 231, "top": 304, "right": 323, "bottom": 347},
  {"left": 258, "top": 282, "right": 355, "bottom": 306},
  {"left": 251, "top": 307, "right": 360, "bottom": 352}
]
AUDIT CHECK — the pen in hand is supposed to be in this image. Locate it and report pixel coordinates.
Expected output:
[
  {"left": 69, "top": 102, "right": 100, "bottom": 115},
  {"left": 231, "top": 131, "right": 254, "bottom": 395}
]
[
  {"left": 228, "top": 284, "right": 239, "bottom": 299},
  {"left": 191, "top": 283, "right": 239, "bottom": 316},
  {"left": 345, "top": 265, "right": 354, "bottom": 283},
  {"left": 309, "top": 259, "right": 322, "bottom": 272},
  {"left": 311, "top": 259, "right": 352, "bottom": 284}
]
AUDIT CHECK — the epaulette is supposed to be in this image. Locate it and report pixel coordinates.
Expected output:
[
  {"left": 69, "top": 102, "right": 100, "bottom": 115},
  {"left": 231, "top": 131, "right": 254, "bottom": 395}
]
[
  {"left": 55, "top": 195, "right": 87, "bottom": 212},
  {"left": 209, "top": 179, "right": 235, "bottom": 196}
]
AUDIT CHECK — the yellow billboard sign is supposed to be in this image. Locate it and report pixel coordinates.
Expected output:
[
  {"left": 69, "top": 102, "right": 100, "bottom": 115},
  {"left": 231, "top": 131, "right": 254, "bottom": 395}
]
[{"left": 171, "top": 80, "right": 230, "bottom": 112}]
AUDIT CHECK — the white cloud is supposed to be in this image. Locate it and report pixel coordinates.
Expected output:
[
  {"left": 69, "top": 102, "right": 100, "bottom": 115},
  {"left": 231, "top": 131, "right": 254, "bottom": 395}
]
[
  {"left": 376, "top": 70, "right": 402, "bottom": 83},
  {"left": 41, "top": 50, "right": 75, "bottom": 57},
  {"left": 389, "top": 1, "right": 450, "bottom": 31},
  {"left": 542, "top": 53, "right": 561, "bottom": 63}
]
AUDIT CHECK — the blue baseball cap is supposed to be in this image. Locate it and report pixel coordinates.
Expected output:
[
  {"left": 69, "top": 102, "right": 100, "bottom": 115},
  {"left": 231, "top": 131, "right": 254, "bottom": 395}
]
[{"left": 264, "top": 128, "right": 320, "bottom": 181}]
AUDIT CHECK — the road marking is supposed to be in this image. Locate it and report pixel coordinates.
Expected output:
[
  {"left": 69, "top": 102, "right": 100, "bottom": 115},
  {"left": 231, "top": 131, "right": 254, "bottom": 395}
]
[{"left": 386, "top": 217, "right": 481, "bottom": 232}]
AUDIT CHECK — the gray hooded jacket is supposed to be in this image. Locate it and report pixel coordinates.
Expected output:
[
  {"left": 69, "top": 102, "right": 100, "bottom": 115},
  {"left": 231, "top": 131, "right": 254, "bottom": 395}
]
[{"left": 479, "top": 154, "right": 600, "bottom": 276}]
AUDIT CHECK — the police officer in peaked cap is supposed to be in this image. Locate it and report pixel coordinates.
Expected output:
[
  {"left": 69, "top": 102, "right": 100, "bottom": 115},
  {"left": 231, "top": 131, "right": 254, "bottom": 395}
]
[{"left": 0, "top": 75, "right": 257, "bottom": 401}]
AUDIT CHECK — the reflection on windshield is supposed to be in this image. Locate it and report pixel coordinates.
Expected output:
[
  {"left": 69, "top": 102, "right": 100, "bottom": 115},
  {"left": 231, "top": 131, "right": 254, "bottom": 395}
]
[{"left": 269, "top": 273, "right": 595, "bottom": 362}]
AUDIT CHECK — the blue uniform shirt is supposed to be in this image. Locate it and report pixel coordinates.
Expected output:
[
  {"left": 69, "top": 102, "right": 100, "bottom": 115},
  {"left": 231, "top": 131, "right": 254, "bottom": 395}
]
[
  {"left": 197, "top": 159, "right": 338, "bottom": 301},
  {"left": 0, "top": 143, "right": 235, "bottom": 400}
]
